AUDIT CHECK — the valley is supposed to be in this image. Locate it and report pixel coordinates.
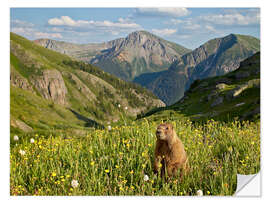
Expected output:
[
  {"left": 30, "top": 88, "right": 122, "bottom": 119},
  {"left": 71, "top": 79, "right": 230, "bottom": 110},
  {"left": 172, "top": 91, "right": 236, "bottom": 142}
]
[{"left": 35, "top": 31, "right": 259, "bottom": 105}]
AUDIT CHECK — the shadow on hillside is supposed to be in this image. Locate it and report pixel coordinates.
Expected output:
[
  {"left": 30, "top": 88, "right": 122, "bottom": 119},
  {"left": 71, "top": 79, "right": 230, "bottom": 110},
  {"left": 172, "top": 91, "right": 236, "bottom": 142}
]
[{"left": 68, "top": 108, "right": 104, "bottom": 129}]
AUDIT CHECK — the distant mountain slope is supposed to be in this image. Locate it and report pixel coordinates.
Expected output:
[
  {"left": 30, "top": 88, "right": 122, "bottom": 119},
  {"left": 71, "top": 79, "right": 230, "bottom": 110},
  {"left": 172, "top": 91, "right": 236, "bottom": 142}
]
[
  {"left": 10, "top": 32, "right": 165, "bottom": 133},
  {"left": 34, "top": 38, "right": 113, "bottom": 62},
  {"left": 140, "top": 52, "right": 260, "bottom": 122},
  {"left": 134, "top": 34, "right": 260, "bottom": 105},
  {"left": 34, "top": 30, "right": 191, "bottom": 81},
  {"left": 90, "top": 31, "right": 191, "bottom": 81}
]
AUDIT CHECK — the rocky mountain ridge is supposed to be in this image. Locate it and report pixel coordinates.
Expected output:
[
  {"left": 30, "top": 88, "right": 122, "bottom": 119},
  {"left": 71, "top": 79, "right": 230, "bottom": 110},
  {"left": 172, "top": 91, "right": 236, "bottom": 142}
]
[
  {"left": 35, "top": 30, "right": 191, "bottom": 81},
  {"left": 134, "top": 34, "right": 260, "bottom": 105}
]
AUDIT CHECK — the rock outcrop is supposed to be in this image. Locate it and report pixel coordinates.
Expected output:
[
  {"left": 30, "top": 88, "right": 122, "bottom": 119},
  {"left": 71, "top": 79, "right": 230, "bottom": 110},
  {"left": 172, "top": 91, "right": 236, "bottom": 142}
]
[
  {"left": 31, "top": 69, "right": 68, "bottom": 105},
  {"left": 227, "top": 79, "right": 260, "bottom": 99},
  {"left": 10, "top": 66, "right": 34, "bottom": 92},
  {"left": 10, "top": 119, "right": 33, "bottom": 132}
]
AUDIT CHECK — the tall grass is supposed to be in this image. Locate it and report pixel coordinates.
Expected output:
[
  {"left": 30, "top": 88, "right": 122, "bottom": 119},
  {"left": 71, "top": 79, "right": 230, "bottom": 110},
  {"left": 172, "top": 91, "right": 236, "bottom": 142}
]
[{"left": 10, "top": 118, "right": 260, "bottom": 196}]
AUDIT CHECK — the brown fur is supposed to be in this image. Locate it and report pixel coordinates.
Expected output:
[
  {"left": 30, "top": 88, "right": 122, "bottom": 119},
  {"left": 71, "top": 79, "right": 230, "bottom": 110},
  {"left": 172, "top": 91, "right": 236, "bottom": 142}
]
[{"left": 153, "top": 123, "right": 188, "bottom": 178}]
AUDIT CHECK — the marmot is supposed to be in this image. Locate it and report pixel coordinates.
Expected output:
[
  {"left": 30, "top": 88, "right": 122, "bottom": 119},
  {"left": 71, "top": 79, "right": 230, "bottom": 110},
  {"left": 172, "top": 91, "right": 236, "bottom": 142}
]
[{"left": 153, "top": 123, "right": 188, "bottom": 178}]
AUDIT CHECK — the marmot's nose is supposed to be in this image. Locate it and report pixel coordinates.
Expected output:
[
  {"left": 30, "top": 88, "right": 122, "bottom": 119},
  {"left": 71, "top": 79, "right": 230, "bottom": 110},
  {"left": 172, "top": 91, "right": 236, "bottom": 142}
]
[{"left": 156, "top": 130, "right": 162, "bottom": 135}]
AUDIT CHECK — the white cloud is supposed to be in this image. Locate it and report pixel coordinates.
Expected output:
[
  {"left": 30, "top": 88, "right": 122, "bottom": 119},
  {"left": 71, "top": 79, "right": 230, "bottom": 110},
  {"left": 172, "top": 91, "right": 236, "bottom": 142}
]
[
  {"left": 48, "top": 16, "right": 141, "bottom": 29},
  {"left": 199, "top": 12, "right": 260, "bottom": 26},
  {"left": 11, "top": 27, "right": 35, "bottom": 36},
  {"left": 151, "top": 28, "right": 177, "bottom": 36},
  {"left": 205, "top": 25, "right": 217, "bottom": 32},
  {"left": 11, "top": 19, "right": 34, "bottom": 28},
  {"left": 169, "top": 19, "right": 184, "bottom": 25},
  {"left": 183, "top": 23, "right": 201, "bottom": 31},
  {"left": 135, "top": 8, "right": 190, "bottom": 17},
  {"left": 11, "top": 19, "right": 63, "bottom": 40},
  {"left": 34, "top": 32, "right": 63, "bottom": 39},
  {"left": 11, "top": 26, "right": 63, "bottom": 39},
  {"left": 48, "top": 16, "right": 76, "bottom": 26}
]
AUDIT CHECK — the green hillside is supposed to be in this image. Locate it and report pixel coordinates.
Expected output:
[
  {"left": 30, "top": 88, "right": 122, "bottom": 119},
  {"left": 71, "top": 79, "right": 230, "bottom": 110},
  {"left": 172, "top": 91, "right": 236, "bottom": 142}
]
[{"left": 10, "top": 32, "right": 165, "bottom": 134}]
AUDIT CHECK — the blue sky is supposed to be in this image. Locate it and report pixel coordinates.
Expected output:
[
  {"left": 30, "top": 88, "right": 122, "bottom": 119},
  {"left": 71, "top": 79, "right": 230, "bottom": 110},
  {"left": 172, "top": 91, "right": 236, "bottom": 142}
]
[{"left": 10, "top": 8, "right": 260, "bottom": 49}]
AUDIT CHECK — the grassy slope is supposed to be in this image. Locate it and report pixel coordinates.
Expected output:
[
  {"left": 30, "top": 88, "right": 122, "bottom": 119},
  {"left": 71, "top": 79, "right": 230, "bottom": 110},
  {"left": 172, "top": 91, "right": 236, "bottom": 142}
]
[
  {"left": 10, "top": 32, "right": 162, "bottom": 133},
  {"left": 10, "top": 118, "right": 260, "bottom": 195}
]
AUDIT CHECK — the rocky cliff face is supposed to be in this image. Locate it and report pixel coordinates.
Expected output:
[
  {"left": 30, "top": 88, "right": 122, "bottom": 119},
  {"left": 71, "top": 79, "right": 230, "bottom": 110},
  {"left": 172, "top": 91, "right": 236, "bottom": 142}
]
[
  {"left": 134, "top": 34, "right": 260, "bottom": 105},
  {"left": 10, "top": 65, "right": 34, "bottom": 92},
  {"left": 30, "top": 69, "right": 68, "bottom": 105}
]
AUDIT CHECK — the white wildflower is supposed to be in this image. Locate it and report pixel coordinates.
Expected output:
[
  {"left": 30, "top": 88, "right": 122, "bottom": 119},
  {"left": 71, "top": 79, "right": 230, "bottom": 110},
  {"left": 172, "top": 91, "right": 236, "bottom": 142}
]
[
  {"left": 13, "top": 135, "right": 19, "bottom": 141},
  {"left": 118, "top": 104, "right": 121, "bottom": 108},
  {"left": 30, "top": 138, "right": 35, "bottom": 144},
  {"left": 108, "top": 125, "right": 112, "bottom": 131},
  {"left": 124, "top": 106, "right": 128, "bottom": 110},
  {"left": 144, "top": 174, "right": 149, "bottom": 181},
  {"left": 19, "top": 149, "right": 26, "bottom": 156},
  {"left": 235, "top": 102, "right": 245, "bottom": 107},
  {"left": 71, "top": 179, "right": 79, "bottom": 188},
  {"left": 196, "top": 189, "right": 203, "bottom": 196}
]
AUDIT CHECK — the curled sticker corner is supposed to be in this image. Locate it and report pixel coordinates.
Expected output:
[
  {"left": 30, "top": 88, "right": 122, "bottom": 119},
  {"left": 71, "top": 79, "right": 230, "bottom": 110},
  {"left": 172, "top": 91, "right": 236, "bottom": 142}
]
[{"left": 234, "top": 171, "right": 261, "bottom": 196}]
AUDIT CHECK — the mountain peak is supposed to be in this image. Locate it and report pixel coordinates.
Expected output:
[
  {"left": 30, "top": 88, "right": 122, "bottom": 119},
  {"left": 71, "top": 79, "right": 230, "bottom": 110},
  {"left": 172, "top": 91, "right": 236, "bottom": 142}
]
[
  {"left": 128, "top": 30, "right": 152, "bottom": 36},
  {"left": 124, "top": 30, "right": 158, "bottom": 45}
]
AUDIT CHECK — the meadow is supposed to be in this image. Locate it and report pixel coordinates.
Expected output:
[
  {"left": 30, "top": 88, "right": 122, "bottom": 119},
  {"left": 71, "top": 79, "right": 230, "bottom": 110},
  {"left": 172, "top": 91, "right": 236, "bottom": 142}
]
[{"left": 10, "top": 118, "right": 260, "bottom": 196}]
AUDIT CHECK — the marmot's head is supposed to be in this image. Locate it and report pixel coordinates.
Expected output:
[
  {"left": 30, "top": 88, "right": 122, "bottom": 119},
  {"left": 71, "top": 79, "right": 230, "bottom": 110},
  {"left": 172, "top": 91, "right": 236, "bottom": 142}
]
[{"left": 156, "top": 123, "right": 175, "bottom": 141}]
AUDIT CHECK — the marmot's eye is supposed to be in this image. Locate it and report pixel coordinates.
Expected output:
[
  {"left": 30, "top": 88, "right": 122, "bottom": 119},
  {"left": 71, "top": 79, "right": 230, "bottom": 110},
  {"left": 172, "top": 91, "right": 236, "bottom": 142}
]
[{"left": 166, "top": 127, "right": 169, "bottom": 130}]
